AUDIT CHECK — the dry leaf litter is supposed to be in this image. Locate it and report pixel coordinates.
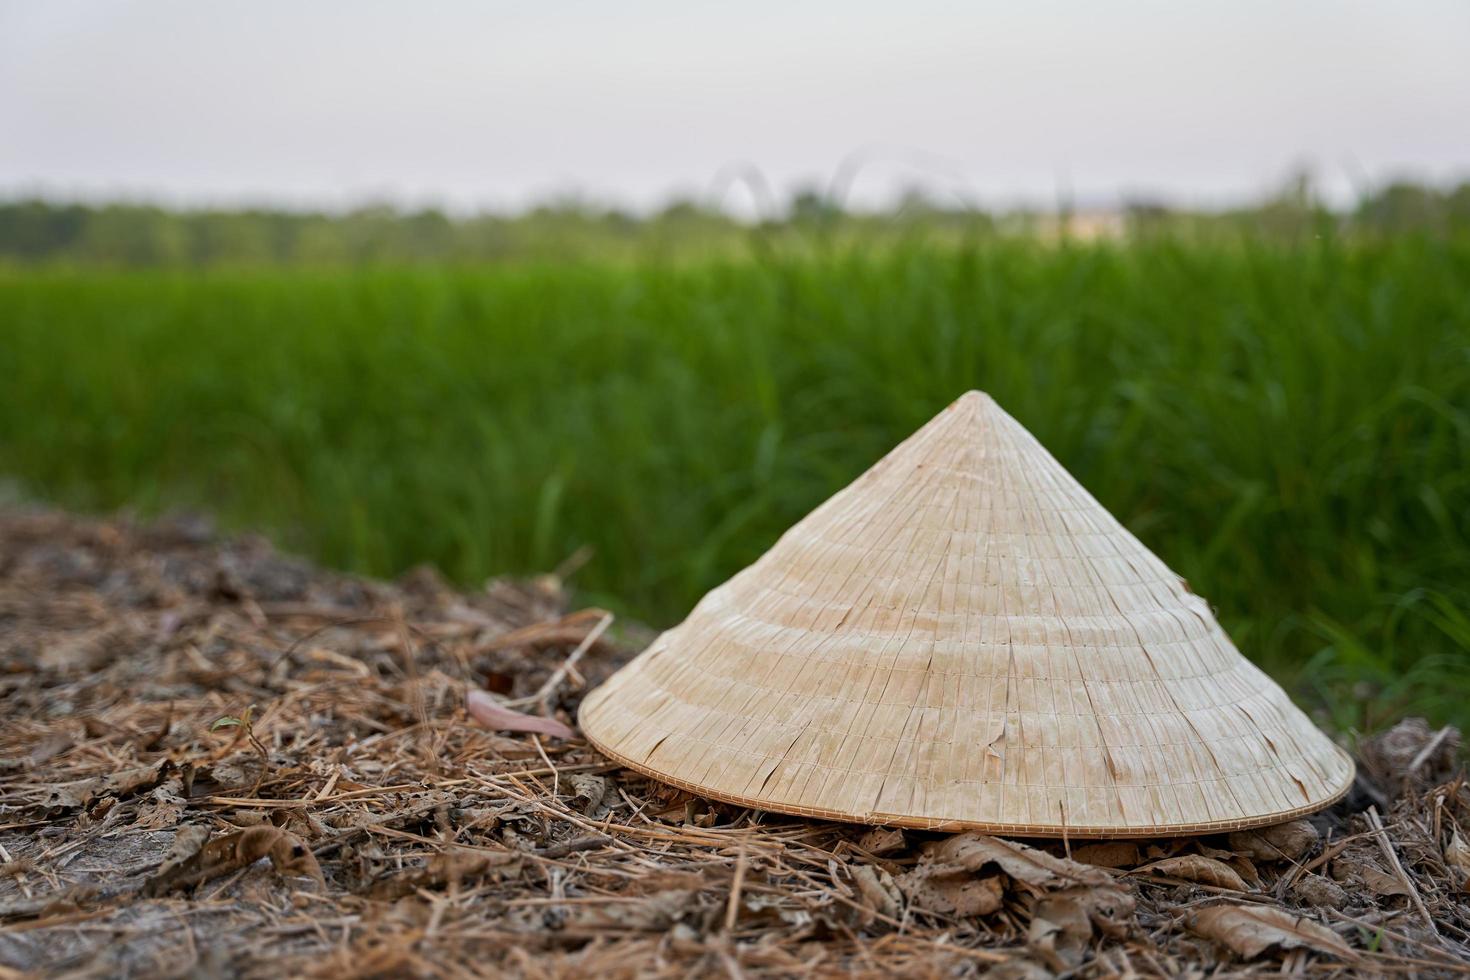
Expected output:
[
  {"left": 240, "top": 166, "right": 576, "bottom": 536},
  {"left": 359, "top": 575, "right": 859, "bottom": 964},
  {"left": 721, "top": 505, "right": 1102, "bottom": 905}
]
[{"left": 1, "top": 507, "right": 1468, "bottom": 978}]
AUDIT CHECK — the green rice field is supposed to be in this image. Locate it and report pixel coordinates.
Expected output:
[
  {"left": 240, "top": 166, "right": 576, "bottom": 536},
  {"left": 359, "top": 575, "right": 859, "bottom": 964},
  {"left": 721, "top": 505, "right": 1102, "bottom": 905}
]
[{"left": 3, "top": 235, "right": 1468, "bottom": 726}]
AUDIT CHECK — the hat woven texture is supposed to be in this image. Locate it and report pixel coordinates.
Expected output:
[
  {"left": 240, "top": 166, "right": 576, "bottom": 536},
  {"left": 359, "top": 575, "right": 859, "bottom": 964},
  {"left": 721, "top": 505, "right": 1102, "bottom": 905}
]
[{"left": 580, "top": 391, "right": 1354, "bottom": 837}]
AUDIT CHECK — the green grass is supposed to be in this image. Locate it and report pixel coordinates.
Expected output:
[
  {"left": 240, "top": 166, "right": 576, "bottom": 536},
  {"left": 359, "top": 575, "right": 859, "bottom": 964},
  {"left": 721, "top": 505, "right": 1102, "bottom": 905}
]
[{"left": 3, "top": 235, "right": 1468, "bottom": 728}]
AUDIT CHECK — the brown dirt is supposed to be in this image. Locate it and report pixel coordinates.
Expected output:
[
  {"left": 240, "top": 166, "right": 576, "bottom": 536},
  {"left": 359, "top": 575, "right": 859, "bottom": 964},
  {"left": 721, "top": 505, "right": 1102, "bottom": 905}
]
[{"left": 1, "top": 506, "right": 1468, "bottom": 978}]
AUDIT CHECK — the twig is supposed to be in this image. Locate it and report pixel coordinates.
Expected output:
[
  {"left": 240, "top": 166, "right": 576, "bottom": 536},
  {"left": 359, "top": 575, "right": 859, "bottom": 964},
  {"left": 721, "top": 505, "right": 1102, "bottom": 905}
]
[
  {"left": 530, "top": 734, "right": 559, "bottom": 797},
  {"left": 724, "top": 843, "right": 748, "bottom": 933},
  {"left": 536, "top": 835, "right": 611, "bottom": 860},
  {"left": 510, "top": 612, "right": 614, "bottom": 710},
  {"left": 1299, "top": 833, "right": 1370, "bottom": 875},
  {"left": 1407, "top": 726, "right": 1454, "bottom": 776},
  {"left": 715, "top": 945, "right": 748, "bottom": 980},
  {"left": 1366, "top": 806, "right": 1439, "bottom": 937},
  {"left": 1328, "top": 910, "right": 1470, "bottom": 971}
]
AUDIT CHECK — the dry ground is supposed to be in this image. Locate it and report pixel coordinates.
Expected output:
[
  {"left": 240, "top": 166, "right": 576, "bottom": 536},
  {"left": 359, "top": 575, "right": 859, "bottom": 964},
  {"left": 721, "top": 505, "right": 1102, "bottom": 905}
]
[{"left": 1, "top": 507, "right": 1468, "bottom": 978}]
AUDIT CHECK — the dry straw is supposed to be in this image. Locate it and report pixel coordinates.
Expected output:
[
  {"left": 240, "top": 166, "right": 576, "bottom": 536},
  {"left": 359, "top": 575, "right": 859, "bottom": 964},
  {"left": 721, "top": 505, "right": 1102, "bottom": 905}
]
[{"left": 581, "top": 391, "right": 1354, "bottom": 837}]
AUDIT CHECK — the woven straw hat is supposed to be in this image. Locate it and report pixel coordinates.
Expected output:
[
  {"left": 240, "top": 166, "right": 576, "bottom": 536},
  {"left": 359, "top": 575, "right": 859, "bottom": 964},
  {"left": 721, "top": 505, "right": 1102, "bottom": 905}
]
[{"left": 581, "top": 391, "right": 1353, "bottom": 837}]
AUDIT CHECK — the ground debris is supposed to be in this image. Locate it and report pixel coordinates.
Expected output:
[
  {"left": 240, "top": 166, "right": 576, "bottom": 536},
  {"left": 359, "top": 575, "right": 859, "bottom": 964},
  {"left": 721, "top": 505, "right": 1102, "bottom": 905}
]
[
  {"left": 1292, "top": 872, "right": 1348, "bottom": 907},
  {"left": 465, "top": 689, "right": 575, "bottom": 738},
  {"left": 562, "top": 888, "right": 700, "bottom": 933},
  {"left": 1360, "top": 717, "right": 1462, "bottom": 792},
  {"left": 1446, "top": 830, "right": 1470, "bottom": 885},
  {"left": 2, "top": 505, "right": 1469, "bottom": 978},
  {"left": 30, "top": 759, "right": 179, "bottom": 811},
  {"left": 913, "top": 833, "right": 1112, "bottom": 890},
  {"left": 1226, "top": 818, "right": 1319, "bottom": 861},
  {"left": 1132, "top": 854, "right": 1248, "bottom": 890},
  {"left": 855, "top": 826, "right": 905, "bottom": 855},
  {"left": 1330, "top": 837, "right": 1411, "bottom": 896},
  {"left": 896, "top": 860, "right": 1005, "bottom": 917},
  {"left": 1029, "top": 884, "right": 1135, "bottom": 971},
  {"left": 1186, "top": 903, "right": 1356, "bottom": 960},
  {"left": 142, "top": 825, "right": 323, "bottom": 896},
  {"left": 365, "top": 847, "right": 520, "bottom": 900},
  {"left": 1071, "top": 841, "right": 1140, "bottom": 868},
  {"left": 849, "top": 864, "right": 902, "bottom": 923}
]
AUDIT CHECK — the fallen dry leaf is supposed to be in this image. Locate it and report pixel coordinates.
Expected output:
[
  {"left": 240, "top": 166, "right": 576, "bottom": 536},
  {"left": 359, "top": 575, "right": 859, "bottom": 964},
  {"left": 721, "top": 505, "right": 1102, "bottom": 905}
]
[
  {"left": 1444, "top": 830, "right": 1470, "bottom": 883},
  {"left": 1329, "top": 840, "right": 1410, "bottom": 897},
  {"left": 1188, "top": 904, "right": 1355, "bottom": 960},
  {"left": 918, "top": 834, "right": 1110, "bottom": 890},
  {"left": 36, "top": 759, "right": 176, "bottom": 810},
  {"left": 134, "top": 775, "right": 188, "bottom": 830},
  {"left": 896, "top": 864, "right": 1004, "bottom": 917},
  {"left": 151, "top": 824, "right": 211, "bottom": 881},
  {"left": 1360, "top": 866, "right": 1412, "bottom": 897},
  {"left": 1060, "top": 883, "right": 1136, "bottom": 924},
  {"left": 898, "top": 835, "right": 1111, "bottom": 919},
  {"left": 143, "top": 825, "right": 324, "bottom": 896},
  {"left": 1227, "top": 820, "right": 1319, "bottom": 862},
  {"left": 850, "top": 864, "right": 901, "bottom": 924},
  {"left": 1135, "top": 855, "right": 1249, "bottom": 891},
  {"left": 566, "top": 773, "right": 613, "bottom": 816},
  {"left": 466, "top": 689, "right": 575, "bottom": 738},
  {"left": 565, "top": 889, "right": 694, "bottom": 932},
  {"left": 1028, "top": 885, "right": 1136, "bottom": 971},
  {"left": 857, "top": 827, "right": 906, "bottom": 856},
  {"left": 1028, "top": 893, "right": 1093, "bottom": 970},
  {"left": 1292, "top": 873, "right": 1347, "bottom": 907},
  {"left": 1195, "top": 843, "right": 1261, "bottom": 885}
]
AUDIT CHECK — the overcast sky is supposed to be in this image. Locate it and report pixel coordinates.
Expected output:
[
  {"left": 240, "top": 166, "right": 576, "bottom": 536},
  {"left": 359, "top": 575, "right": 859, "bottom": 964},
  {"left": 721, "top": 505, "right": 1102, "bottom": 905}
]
[{"left": 2, "top": 0, "right": 1467, "bottom": 213}]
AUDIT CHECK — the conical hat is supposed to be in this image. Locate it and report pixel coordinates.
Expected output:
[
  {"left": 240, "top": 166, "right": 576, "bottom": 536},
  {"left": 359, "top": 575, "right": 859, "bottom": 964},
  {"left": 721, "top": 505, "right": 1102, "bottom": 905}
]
[{"left": 580, "top": 392, "right": 1353, "bottom": 837}]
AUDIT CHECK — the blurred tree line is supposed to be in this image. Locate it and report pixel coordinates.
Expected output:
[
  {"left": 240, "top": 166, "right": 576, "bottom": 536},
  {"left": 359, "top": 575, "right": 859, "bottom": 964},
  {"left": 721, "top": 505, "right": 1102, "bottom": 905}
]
[
  {"left": 2, "top": 180, "right": 1467, "bottom": 267},
  {"left": 0, "top": 199, "right": 751, "bottom": 267}
]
